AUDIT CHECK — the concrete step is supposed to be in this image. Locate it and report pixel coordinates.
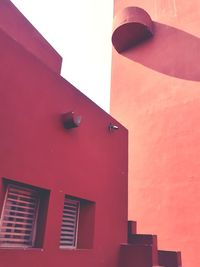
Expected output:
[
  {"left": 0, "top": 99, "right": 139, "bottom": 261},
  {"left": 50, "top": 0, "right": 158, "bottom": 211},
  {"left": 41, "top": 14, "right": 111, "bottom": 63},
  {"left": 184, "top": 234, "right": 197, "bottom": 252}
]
[
  {"left": 158, "top": 250, "right": 182, "bottom": 267},
  {"left": 119, "top": 243, "right": 158, "bottom": 267},
  {"left": 128, "top": 220, "right": 137, "bottom": 236},
  {"left": 128, "top": 234, "right": 157, "bottom": 246}
]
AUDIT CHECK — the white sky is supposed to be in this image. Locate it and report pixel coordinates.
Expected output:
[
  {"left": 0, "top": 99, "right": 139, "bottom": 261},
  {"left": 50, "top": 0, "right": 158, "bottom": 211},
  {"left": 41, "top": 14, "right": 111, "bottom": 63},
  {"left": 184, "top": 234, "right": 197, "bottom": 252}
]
[{"left": 11, "top": 0, "right": 113, "bottom": 112}]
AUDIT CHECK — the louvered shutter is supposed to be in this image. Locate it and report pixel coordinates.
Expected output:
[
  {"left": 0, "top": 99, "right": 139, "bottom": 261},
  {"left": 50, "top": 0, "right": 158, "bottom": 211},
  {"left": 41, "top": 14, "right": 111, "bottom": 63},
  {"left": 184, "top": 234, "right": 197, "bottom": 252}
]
[
  {"left": 0, "top": 184, "right": 40, "bottom": 248},
  {"left": 60, "top": 197, "right": 80, "bottom": 249}
]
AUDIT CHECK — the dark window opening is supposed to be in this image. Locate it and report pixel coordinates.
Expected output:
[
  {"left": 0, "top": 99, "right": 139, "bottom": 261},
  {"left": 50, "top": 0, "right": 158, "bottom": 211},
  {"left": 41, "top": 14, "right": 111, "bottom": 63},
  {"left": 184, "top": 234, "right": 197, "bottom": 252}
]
[
  {"left": 60, "top": 195, "right": 95, "bottom": 249},
  {"left": 0, "top": 179, "right": 50, "bottom": 248}
]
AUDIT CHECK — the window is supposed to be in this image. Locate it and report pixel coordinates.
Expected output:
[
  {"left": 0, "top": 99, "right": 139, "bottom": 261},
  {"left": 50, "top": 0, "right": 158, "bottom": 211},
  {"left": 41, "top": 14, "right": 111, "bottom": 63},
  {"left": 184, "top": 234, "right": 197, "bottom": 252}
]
[
  {"left": 60, "top": 197, "right": 80, "bottom": 249},
  {"left": 0, "top": 181, "right": 49, "bottom": 248},
  {"left": 60, "top": 195, "right": 95, "bottom": 249}
]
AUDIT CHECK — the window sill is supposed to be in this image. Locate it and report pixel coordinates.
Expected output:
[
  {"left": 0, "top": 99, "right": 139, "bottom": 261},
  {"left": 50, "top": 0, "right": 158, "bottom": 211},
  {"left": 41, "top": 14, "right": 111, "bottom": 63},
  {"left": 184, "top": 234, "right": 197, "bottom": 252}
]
[{"left": 0, "top": 247, "right": 44, "bottom": 251}]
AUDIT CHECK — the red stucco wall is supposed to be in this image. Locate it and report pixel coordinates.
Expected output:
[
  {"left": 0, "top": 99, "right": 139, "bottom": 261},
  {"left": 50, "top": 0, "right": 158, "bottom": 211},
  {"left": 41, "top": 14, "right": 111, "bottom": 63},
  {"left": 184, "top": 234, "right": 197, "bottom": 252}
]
[
  {"left": 0, "top": 0, "right": 62, "bottom": 74},
  {"left": 0, "top": 26, "right": 128, "bottom": 267},
  {"left": 111, "top": 1, "right": 200, "bottom": 267}
]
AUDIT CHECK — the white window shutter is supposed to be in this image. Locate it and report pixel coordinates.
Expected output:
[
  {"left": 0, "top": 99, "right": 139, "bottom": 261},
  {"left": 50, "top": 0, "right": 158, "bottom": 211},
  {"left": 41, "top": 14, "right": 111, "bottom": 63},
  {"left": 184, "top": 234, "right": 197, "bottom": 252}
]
[
  {"left": 60, "top": 197, "right": 80, "bottom": 249},
  {"left": 0, "top": 184, "right": 40, "bottom": 247}
]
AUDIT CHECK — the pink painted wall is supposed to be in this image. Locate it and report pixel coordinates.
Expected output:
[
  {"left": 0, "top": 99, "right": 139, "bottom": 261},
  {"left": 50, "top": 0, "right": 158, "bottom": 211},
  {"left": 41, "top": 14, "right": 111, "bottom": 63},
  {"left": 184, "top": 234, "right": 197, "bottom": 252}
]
[
  {"left": 0, "top": 23, "right": 128, "bottom": 267},
  {"left": 111, "top": 1, "right": 200, "bottom": 267},
  {"left": 0, "top": 0, "right": 62, "bottom": 74}
]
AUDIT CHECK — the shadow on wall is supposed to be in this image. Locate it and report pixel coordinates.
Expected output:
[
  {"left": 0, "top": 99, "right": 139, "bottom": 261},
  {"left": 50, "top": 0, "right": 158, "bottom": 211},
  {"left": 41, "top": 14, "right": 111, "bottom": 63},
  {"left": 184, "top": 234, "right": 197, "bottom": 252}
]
[{"left": 122, "top": 22, "right": 200, "bottom": 82}]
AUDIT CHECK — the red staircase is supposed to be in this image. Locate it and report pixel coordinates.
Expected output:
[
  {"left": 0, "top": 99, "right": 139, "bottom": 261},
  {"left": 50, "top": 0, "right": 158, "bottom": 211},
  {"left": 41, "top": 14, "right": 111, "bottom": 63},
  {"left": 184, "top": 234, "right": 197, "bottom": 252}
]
[{"left": 119, "top": 221, "right": 182, "bottom": 267}]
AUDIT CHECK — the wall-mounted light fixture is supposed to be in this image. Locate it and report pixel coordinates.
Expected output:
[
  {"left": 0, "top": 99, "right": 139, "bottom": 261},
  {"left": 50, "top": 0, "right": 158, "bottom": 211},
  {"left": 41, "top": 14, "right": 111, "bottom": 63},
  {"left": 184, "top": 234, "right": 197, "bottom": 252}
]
[
  {"left": 61, "top": 112, "right": 81, "bottom": 129},
  {"left": 109, "top": 123, "right": 119, "bottom": 132}
]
